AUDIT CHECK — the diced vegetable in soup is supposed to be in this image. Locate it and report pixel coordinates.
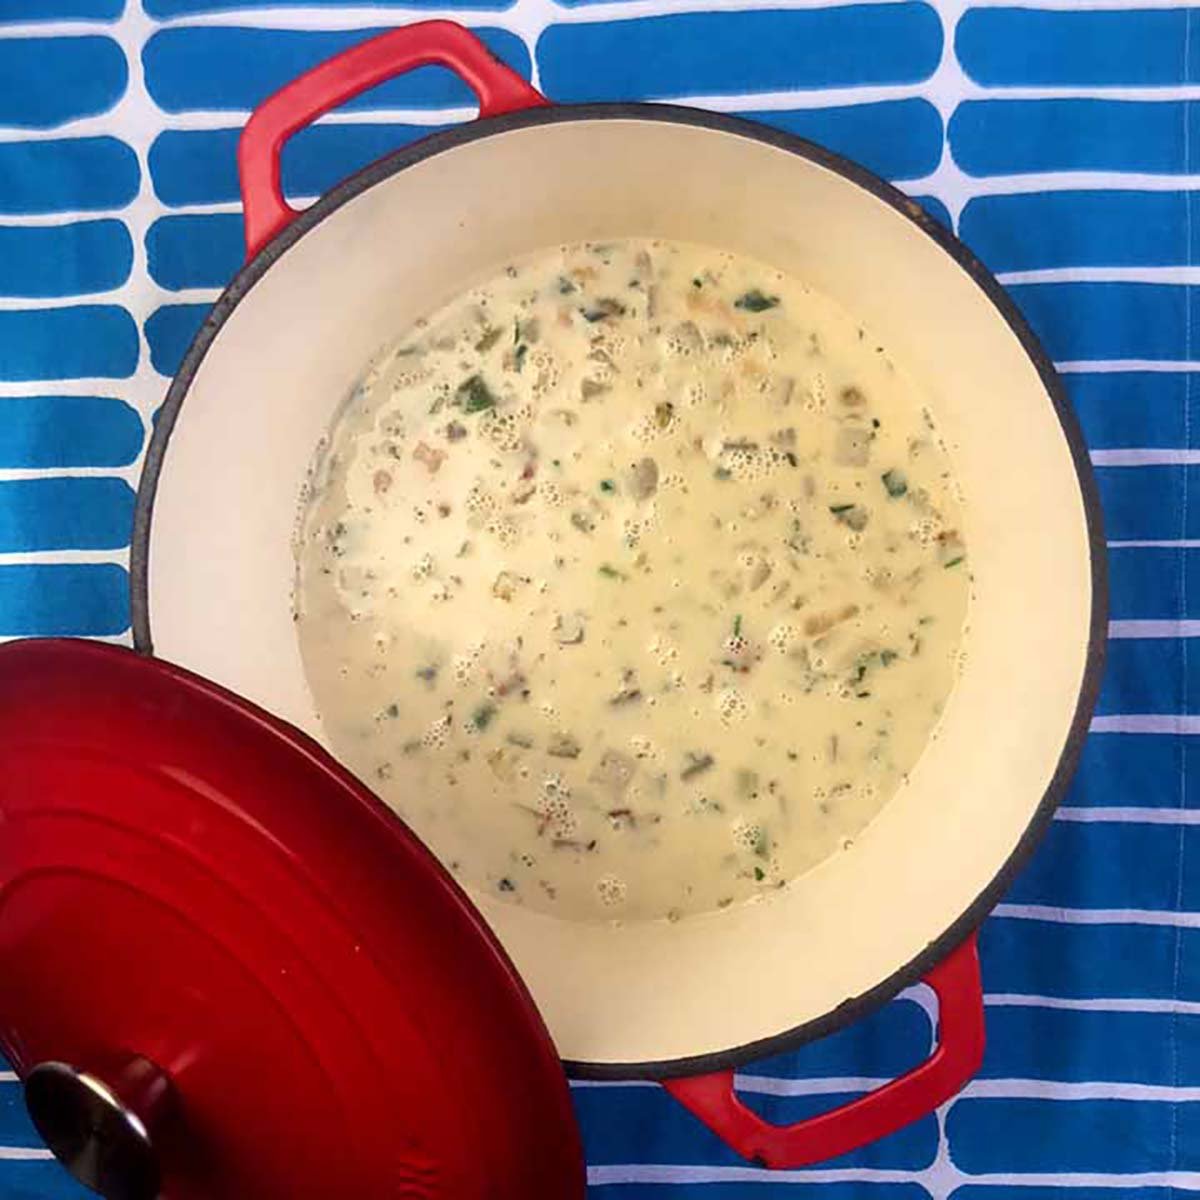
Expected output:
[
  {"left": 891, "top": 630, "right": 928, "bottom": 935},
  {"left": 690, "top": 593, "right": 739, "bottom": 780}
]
[{"left": 294, "top": 239, "right": 970, "bottom": 923}]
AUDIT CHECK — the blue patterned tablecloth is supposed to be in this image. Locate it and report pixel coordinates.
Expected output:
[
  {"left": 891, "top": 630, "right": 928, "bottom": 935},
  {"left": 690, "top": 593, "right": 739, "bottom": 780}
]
[{"left": 1, "top": 1, "right": 1198, "bottom": 1196}]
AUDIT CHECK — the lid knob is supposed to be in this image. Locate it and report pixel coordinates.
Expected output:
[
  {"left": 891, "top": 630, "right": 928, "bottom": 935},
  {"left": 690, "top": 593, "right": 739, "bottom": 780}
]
[{"left": 24, "top": 1056, "right": 172, "bottom": 1200}]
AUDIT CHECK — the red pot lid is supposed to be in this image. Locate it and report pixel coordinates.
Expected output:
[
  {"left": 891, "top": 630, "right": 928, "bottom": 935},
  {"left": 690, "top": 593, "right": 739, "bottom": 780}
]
[{"left": 0, "top": 638, "right": 584, "bottom": 1200}]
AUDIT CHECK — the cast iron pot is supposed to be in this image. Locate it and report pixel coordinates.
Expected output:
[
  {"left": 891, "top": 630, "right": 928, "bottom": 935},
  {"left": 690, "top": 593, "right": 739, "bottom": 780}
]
[{"left": 130, "top": 20, "right": 1107, "bottom": 1168}]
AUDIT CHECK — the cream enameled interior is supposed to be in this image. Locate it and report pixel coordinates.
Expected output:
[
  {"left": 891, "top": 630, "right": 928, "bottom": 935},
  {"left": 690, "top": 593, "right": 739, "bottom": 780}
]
[{"left": 147, "top": 118, "right": 1094, "bottom": 1067}]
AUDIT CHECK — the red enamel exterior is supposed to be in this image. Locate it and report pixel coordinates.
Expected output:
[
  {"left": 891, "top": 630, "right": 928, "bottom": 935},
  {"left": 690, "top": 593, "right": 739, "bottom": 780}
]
[
  {"left": 237, "top": 19, "right": 549, "bottom": 257},
  {"left": 0, "top": 638, "right": 584, "bottom": 1199},
  {"left": 664, "top": 934, "right": 984, "bottom": 1166}
]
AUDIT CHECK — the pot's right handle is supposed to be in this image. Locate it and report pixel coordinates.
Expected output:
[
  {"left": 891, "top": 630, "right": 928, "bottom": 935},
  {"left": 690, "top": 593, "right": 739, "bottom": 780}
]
[
  {"left": 237, "top": 21, "right": 549, "bottom": 259},
  {"left": 663, "top": 933, "right": 984, "bottom": 1168}
]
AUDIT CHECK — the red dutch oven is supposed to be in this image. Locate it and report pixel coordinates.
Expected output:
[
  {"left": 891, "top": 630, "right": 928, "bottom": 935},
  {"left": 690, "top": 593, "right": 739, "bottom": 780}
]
[{"left": 0, "top": 19, "right": 1106, "bottom": 1199}]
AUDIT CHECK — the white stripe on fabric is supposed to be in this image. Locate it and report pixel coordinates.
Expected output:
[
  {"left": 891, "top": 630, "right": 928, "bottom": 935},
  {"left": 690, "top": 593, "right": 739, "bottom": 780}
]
[
  {"left": 1057, "top": 806, "right": 1200, "bottom": 824},
  {"left": 0, "top": 632, "right": 129, "bottom": 646},
  {"left": 1109, "top": 619, "right": 1200, "bottom": 637},
  {"left": 1091, "top": 714, "right": 1200, "bottom": 734},
  {"left": 1093, "top": 450, "right": 1200, "bottom": 466},
  {"left": 588, "top": 1165, "right": 921, "bottom": 1185},
  {"left": 0, "top": 466, "right": 139, "bottom": 482},
  {"left": 986, "top": 994, "right": 1200, "bottom": 1015},
  {"left": 1110, "top": 539, "right": 1200, "bottom": 549},
  {"left": 1057, "top": 360, "right": 1200, "bottom": 374},
  {"left": 586, "top": 1165, "right": 1200, "bottom": 1187},
  {"left": 0, "top": 378, "right": 161, "bottom": 398},
  {"left": 0, "top": 290, "right": 219, "bottom": 313},
  {"left": 0, "top": 549, "right": 127, "bottom": 566},
  {"left": 994, "top": 903, "right": 1200, "bottom": 928},
  {"left": 1004, "top": 266, "right": 1200, "bottom": 286},
  {"left": 964, "top": 1079, "right": 1200, "bottom": 1102},
  {"left": 0, "top": 202, "right": 238, "bottom": 228},
  {"left": 571, "top": 1079, "right": 659, "bottom": 1090},
  {"left": 729, "top": 1075, "right": 1200, "bottom": 1102},
  {"left": 731, "top": 1075, "right": 891, "bottom": 1096}
]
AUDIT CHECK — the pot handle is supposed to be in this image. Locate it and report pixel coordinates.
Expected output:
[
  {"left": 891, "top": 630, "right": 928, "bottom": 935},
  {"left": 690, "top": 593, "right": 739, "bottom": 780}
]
[
  {"left": 237, "top": 20, "right": 549, "bottom": 258},
  {"left": 662, "top": 933, "right": 984, "bottom": 1168}
]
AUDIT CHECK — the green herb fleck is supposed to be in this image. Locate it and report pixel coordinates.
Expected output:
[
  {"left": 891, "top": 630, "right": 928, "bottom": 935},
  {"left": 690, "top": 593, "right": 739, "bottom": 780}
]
[
  {"left": 733, "top": 614, "right": 743, "bottom": 638},
  {"left": 514, "top": 343, "right": 528, "bottom": 371},
  {"left": 456, "top": 374, "right": 496, "bottom": 414},
  {"left": 880, "top": 649, "right": 899, "bottom": 667},
  {"left": 881, "top": 468, "right": 908, "bottom": 498},
  {"left": 714, "top": 466, "right": 733, "bottom": 481},
  {"left": 692, "top": 277, "right": 703, "bottom": 288},
  {"left": 471, "top": 702, "right": 497, "bottom": 731},
  {"left": 497, "top": 877, "right": 516, "bottom": 893},
  {"left": 557, "top": 276, "right": 576, "bottom": 295},
  {"left": 598, "top": 563, "right": 624, "bottom": 580},
  {"left": 753, "top": 826, "right": 771, "bottom": 859},
  {"left": 734, "top": 289, "right": 780, "bottom": 313},
  {"left": 754, "top": 866, "right": 765, "bottom": 881},
  {"left": 944, "top": 555, "right": 966, "bottom": 569},
  {"left": 829, "top": 503, "right": 869, "bottom": 531},
  {"left": 599, "top": 478, "right": 616, "bottom": 493}
]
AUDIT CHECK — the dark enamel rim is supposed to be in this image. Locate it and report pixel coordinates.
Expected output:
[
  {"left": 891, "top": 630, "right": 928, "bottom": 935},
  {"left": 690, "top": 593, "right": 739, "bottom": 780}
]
[{"left": 131, "top": 102, "right": 1109, "bottom": 1082}]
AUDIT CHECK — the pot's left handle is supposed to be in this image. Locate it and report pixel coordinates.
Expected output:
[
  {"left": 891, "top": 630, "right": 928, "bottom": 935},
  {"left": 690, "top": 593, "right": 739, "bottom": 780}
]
[
  {"left": 237, "top": 20, "right": 549, "bottom": 259},
  {"left": 663, "top": 933, "right": 984, "bottom": 1168}
]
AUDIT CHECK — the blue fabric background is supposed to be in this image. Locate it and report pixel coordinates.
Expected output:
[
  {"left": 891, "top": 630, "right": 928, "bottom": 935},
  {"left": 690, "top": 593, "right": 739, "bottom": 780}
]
[{"left": 0, "top": 1, "right": 1197, "bottom": 1195}]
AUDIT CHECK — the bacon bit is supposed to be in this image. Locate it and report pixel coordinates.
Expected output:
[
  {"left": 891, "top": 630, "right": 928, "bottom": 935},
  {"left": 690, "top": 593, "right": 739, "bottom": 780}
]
[
  {"left": 520, "top": 459, "right": 537, "bottom": 481},
  {"left": 373, "top": 469, "right": 392, "bottom": 494},
  {"left": 514, "top": 803, "right": 552, "bottom": 838},
  {"left": 494, "top": 671, "right": 526, "bottom": 698},
  {"left": 437, "top": 502, "right": 452, "bottom": 518},
  {"left": 414, "top": 442, "right": 446, "bottom": 474}
]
